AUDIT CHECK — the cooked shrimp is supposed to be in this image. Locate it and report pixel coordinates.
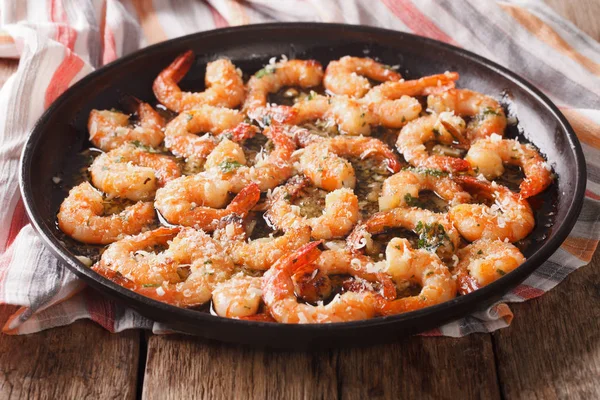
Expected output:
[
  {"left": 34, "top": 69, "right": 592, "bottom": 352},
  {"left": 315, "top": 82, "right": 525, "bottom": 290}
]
[
  {"left": 214, "top": 215, "right": 312, "bottom": 271},
  {"left": 427, "top": 88, "right": 507, "bottom": 140},
  {"left": 224, "top": 125, "right": 297, "bottom": 193},
  {"left": 379, "top": 167, "right": 471, "bottom": 210},
  {"left": 396, "top": 113, "right": 471, "bottom": 172},
  {"left": 212, "top": 273, "right": 263, "bottom": 318},
  {"left": 88, "top": 102, "right": 165, "bottom": 151},
  {"left": 153, "top": 51, "right": 245, "bottom": 112},
  {"left": 465, "top": 134, "right": 553, "bottom": 197},
  {"left": 94, "top": 227, "right": 235, "bottom": 307},
  {"left": 454, "top": 239, "right": 525, "bottom": 295},
  {"left": 449, "top": 176, "right": 535, "bottom": 242},
  {"left": 347, "top": 206, "right": 460, "bottom": 261},
  {"left": 163, "top": 105, "right": 250, "bottom": 159},
  {"left": 324, "top": 56, "right": 402, "bottom": 98},
  {"left": 290, "top": 94, "right": 375, "bottom": 136},
  {"left": 89, "top": 144, "right": 181, "bottom": 201},
  {"left": 265, "top": 175, "right": 360, "bottom": 240},
  {"left": 298, "top": 135, "right": 400, "bottom": 191},
  {"left": 262, "top": 242, "right": 382, "bottom": 323},
  {"left": 57, "top": 182, "right": 155, "bottom": 244},
  {"left": 154, "top": 173, "right": 260, "bottom": 231},
  {"left": 378, "top": 238, "right": 456, "bottom": 315},
  {"left": 292, "top": 249, "right": 397, "bottom": 303},
  {"left": 363, "top": 72, "right": 459, "bottom": 128},
  {"left": 364, "top": 72, "right": 459, "bottom": 101},
  {"left": 243, "top": 59, "right": 324, "bottom": 112}
]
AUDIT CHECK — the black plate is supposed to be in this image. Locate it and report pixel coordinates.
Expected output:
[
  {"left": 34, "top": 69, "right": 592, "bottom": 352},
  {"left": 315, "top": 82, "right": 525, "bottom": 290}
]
[{"left": 19, "top": 23, "right": 586, "bottom": 349}]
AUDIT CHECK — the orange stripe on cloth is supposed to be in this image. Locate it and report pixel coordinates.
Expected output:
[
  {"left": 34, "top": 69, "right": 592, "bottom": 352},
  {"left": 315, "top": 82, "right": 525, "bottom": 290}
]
[
  {"left": 561, "top": 237, "right": 599, "bottom": 263},
  {"left": 501, "top": 4, "right": 600, "bottom": 76},
  {"left": 44, "top": 50, "right": 84, "bottom": 108},
  {"left": 586, "top": 190, "right": 600, "bottom": 201},
  {"left": 492, "top": 303, "right": 514, "bottom": 326},
  {"left": 380, "top": 0, "right": 458, "bottom": 46},
  {"left": 130, "top": 0, "right": 168, "bottom": 45},
  {"left": 0, "top": 33, "right": 15, "bottom": 45},
  {"left": 560, "top": 108, "right": 600, "bottom": 149}
]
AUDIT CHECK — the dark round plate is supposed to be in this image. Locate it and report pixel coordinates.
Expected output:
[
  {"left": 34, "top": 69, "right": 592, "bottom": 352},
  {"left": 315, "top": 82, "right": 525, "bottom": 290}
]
[{"left": 19, "top": 23, "right": 586, "bottom": 349}]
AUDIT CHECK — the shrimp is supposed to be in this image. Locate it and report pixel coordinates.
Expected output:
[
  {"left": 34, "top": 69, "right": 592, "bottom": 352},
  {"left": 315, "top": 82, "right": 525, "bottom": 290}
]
[
  {"left": 163, "top": 105, "right": 253, "bottom": 159},
  {"left": 323, "top": 56, "right": 402, "bottom": 98},
  {"left": 214, "top": 215, "right": 312, "bottom": 271},
  {"left": 262, "top": 242, "right": 382, "bottom": 323},
  {"left": 363, "top": 72, "right": 459, "bottom": 128},
  {"left": 243, "top": 59, "right": 324, "bottom": 112},
  {"left": 94, "top": 227, "right": 235, "bottom": 307},
  {"left": 448, "top": 176, "right": 535, "bottom": 242},
  {"left": 396, "top": 113, "right": 471, "bottom": 172},
  {"left": 57, "top": 182, "right": 155, "bottom": 245},
  {"left": 222, "top": 125, "right": 297, "bottom": 193},
  {"left": 89, "top": 144, "right": 181, "bottom": 201},
  {"left": 427, "top": 88, "right": 507, "bottom": 140},
  {"left": 265, "top": 175, "right": 360, "bottom": 240},
  {"left": 347, "top": 206, "right": 460, "bottom": 261},
  {"left": 465, "top": 134, "right": 553, "bottom": 197},
  {"left": 152, "top": 51, "right": 245, "bottom": 112},
  {"left": 364, "top": 72, "right": 459, "bottom": 101},
  {"left": 88, "top": 102, "right": 165, "bottom": 151},
  {"left": 378, "top": 167, "right": 471, "bottom": 211},
  {"left": 212, "top": 273, "right": 263, "bottom": 318},
  {"left": 298, "top": 135, "right": 400, "bottom": 191},
  {"left": 292, "top": 249, "right": 397, "bottom": 304},
  {"left": 154, "top": 173, "right": 260, "bottom": 231},
  {"left": 454, "top": 239, "right": 525, "bottom": 295},
  {"left": 378, "top": 238, "right": 456, "bottom": 315}
]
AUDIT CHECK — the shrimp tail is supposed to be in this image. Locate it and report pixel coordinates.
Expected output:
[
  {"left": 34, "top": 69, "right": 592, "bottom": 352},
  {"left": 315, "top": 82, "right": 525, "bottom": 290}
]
[
  {"left": 275, "top": 241, "right": 323, "bottom": 274},
  {"left": 437, "top": 156, "right": 471, "bottom": 172},
  {"left": 155, "top": 50, "right": 193, "bottom": 87},
  {"left": 226, "top": 183, "right": 261, "bottom": 217},
  {"left": 222, "top": 122, "right": 260, "bottom": 142}
]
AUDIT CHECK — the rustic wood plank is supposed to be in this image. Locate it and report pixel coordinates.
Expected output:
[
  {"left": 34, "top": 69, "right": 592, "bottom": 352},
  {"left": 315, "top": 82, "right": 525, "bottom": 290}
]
[
  {"left": 142, "top": 335, "right": 339, "bottom": 400},
  {"left": 544, "top": 0, "right": 600, "bottom": 41},
  {"left": 336, "top": 335, "right": 500, "bottom": 400},
  {"left": 143, "top": 333, "right": 499, "bottom": 400},
  {"left": 493, "top": 250, "right": 600, "bottom": 400},
  {"left": 0, "top": 310, "right": 140, "bottom": 400}
]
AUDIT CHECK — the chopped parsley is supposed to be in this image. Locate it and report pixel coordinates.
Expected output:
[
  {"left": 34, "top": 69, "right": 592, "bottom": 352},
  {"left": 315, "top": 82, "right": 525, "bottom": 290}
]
[
  {"left": 404, "top": 193, "right": 424, "bottom": 208},
  {"left": 403, "top": 166, "right": 448, "bottom": 178},
  {"left": 219, "top": 160, "right": 242, "bottom": 173},
  {"left": 255, "top": 65, "right": 276, "bottom": 79},
  {"left": 497, "top": 269, "right": 506, "bottom": 276},
  {"left": 481, "top": 107, "right": 501, "bottom": 116},
  {"left": 415, "top": 221, "right": 453, "bottom": 252},
  {"left": 142, "top": 283, "right": 161, "bottom": 288}
]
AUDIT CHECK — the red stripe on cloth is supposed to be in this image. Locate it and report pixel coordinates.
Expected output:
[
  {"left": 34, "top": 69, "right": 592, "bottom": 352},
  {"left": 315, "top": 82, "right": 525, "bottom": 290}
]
[
  {"left": 85, "top": 290, "right": 116, "bottom": 332},
  {"left": 419, "top": 327, "right": 442, "bottom": 336},
  {"left": 380, "top": 0, "right": 458, "bottom": 46},
  {"left": 511, "top": 284, "right": 545, "bottom": 299},
  {"left": 49, "top": 0, "right": 77, "bottom": 50},
  {"left": 44, "top": 50, "right": 84, "bottom": 108},
  {"left": 209, "top": 4, "right": 229, "bottom": 28},
  {"left": 586, "top": 190, "right": 600, "bottom": 201},
  {"left": 102, "top": 26, "right": 117, "bottom": 65},
  {"left": 3, "top": 199, "right": 27, "bottom": 250}
]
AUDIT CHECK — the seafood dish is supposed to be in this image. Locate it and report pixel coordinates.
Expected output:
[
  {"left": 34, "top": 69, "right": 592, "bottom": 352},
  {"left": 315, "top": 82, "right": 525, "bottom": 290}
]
[{"left": 56, "top": 51, "right": 555, "bottom": 324}]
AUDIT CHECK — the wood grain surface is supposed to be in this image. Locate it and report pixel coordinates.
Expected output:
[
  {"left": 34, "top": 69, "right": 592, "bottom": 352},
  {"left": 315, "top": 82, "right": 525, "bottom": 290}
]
[
  {"left": 0, "top": 1, "right": 598, "bottom": 399},
  {"left": 0, "top": 307, "right": 140, "bottom": 400}
]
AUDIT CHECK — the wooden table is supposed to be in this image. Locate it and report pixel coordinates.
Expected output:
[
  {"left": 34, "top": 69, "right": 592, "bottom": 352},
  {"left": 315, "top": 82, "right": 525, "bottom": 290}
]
[{"left": 1, "top": 1, "right": 599, "bottom": 399}]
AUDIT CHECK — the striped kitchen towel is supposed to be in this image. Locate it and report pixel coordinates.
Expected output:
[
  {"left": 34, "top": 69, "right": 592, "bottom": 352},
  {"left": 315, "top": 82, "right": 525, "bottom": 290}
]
[{"left": 0, "top": 0, "right": 598, "bottom": 336}]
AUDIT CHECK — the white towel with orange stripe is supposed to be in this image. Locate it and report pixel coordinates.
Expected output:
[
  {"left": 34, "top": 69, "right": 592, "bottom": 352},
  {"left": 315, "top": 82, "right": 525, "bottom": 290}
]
[{"left": 0, "top": 0, "right": 598, "bottom": 336}]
